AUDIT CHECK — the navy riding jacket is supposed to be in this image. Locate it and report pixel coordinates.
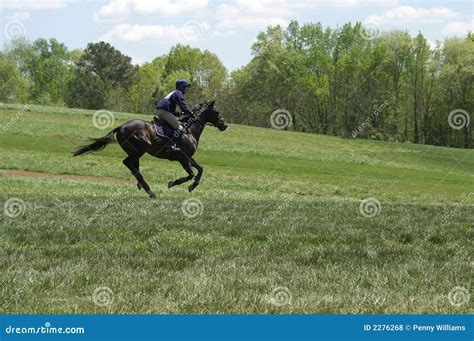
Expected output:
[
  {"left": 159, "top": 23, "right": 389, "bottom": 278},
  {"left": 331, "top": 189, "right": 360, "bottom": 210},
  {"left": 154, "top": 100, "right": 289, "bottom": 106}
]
[{"left": 156, "top": 90, "right": 192, "bottom": 116}]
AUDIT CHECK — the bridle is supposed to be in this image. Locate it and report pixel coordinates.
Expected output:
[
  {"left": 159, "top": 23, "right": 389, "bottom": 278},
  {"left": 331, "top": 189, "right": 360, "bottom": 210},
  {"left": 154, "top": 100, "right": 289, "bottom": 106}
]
[{"left": 188, "top": 107, "right": 223, "bottom": 129}]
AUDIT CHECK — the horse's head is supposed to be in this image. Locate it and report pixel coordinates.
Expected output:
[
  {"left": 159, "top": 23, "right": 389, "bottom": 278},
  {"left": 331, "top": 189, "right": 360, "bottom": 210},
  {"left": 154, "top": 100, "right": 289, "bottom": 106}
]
[{"left": 194, "top": 100, "right": 228, "bottom": 131}]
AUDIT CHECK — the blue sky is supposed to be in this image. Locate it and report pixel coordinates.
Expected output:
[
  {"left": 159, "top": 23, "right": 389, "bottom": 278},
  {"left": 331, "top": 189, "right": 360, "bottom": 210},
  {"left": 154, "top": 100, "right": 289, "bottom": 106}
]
[{"left": 1, "top": 0, "right": 472, "bottom": 71}]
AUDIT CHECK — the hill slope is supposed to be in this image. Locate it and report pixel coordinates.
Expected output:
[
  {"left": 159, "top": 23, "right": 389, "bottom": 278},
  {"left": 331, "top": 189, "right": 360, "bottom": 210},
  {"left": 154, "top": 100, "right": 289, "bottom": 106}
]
[{"left": 0, "top": 104, "right": 472, "bottom": 313}]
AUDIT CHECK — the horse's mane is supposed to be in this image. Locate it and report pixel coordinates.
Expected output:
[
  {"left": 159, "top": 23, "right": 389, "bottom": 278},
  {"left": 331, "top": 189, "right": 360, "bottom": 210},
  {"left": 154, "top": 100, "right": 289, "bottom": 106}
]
[
  {"left": 192, "top": 102, "right": 208, "bottom": 112},
  {"left": 181, "top": 102, "right": 209, "bottom": 121}
]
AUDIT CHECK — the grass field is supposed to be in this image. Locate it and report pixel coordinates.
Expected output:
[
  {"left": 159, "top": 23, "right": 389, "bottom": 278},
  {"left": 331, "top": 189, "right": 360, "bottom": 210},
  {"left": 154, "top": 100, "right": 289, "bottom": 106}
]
[{"left": 0, "top": 103, "right": 472, "bottom": 314}]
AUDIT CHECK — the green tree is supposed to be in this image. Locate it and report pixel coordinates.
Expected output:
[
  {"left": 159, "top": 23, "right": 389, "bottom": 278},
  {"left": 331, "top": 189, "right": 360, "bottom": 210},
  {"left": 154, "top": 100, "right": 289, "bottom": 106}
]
[
  {"left": 30, "top": 38, "right": 71, "bottom": 104},
  {"left": 128, "top": 56, "right": 167, "bottom": 115},
  {"left": 438, "top": 37, "right": 474, "bottom": 147},
  {"left": 66, "top": 41, "right": 137, "bottom": 110},
  {"left": 407, "top": 33, "right": 430, "bottom": 143},
  {"left": 0, "top": 52, "right": 28, "bottom": 102},
  {"left": 65, "top": 68, "right": 107, "bottom": 109},
  {"left": 5, "top": 37, "right": 71, "bottom": 104},
  {"left": 162, "top": 44, "right": 228, "bottom": 105},
  {"left": 78, "top": 41, "right": 137, "bottom": 88}
]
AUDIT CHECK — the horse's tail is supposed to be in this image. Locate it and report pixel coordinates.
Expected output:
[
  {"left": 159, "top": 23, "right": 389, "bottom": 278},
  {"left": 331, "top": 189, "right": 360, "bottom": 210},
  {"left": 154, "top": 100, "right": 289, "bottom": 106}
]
[{"left": 73, "top": 126, "right": 121, "bottom": 157}]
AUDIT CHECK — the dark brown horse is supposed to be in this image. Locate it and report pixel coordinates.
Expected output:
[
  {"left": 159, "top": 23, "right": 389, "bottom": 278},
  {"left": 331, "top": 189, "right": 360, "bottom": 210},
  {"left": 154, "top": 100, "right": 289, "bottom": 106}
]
[{"left": 73, "top": 101, "right": 227, "bottom": 198}]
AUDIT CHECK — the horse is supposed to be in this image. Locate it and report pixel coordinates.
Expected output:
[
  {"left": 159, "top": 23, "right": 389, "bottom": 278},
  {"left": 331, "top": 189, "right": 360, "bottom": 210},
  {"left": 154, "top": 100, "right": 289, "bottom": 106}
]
[{"left": 73, "top": 101, "right": 228, "bottom": 198}]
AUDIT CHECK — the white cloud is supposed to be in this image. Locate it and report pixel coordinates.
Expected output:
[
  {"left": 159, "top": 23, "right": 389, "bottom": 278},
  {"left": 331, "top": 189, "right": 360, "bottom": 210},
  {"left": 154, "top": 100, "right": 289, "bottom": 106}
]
[
  {"left": 212, "top": 30, "right": 238, "bottom": 38},
  {"left": 366, "top": 5, "right": 459, "bottom": 25},
  {"left": 134, "top": 0, "right": 208, "bottom": 16},
  {"left": 321, "top": 0, "right": 398, "bottom": 8},
  {"left": 99, "top": 22, "right": 210, "bottom": 42},
  {"left": 94, "top": 0, "right": 208, "bottom": 22},
  {"left": 442, "top": 20, "right": 473, "bottom": 36},
  {"left": 130, "top": 55, "right": 149, "bottom": 65},
  {"left": 6, "top": 12, "right": 30, "bottom": 21},
  {"left": 214, "top": 0, "right": 399, "bottom": 30},
  {"left": 286, "top": 0, "right": 398, "bottom": 11},
  {"left": 215, "top": 0, "right": 293, "bottom": 30},
  {"left": 99, "top": 24, "right": 182, "bottom": 42},
  {"left": 0, "top": 0, "right": 71, "bottom": 11},
  {"left": 93, "top": 0, "right": 130, "bottom": 22}
]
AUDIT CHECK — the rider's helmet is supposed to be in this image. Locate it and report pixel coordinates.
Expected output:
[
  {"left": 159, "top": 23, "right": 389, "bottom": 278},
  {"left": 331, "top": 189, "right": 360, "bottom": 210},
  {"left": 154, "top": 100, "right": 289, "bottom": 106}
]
[{"left": 176, "top": 79, "right": 191, "bottom": 91}]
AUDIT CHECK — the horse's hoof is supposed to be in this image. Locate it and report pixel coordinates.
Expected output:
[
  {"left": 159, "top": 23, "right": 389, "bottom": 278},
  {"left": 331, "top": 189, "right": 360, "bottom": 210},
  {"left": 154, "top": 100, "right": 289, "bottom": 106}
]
[
  {"left": 188, "top": 183, "right": 198, "bottom": 192},
  {"left": 148, "top": 192, "right": 157, "bottom": 199},
  {"left": 168, "top": 181, "right": 174, "bottom": 189},
  {"left": 137, "top": 182, "right": 143, "bottom": 190}
]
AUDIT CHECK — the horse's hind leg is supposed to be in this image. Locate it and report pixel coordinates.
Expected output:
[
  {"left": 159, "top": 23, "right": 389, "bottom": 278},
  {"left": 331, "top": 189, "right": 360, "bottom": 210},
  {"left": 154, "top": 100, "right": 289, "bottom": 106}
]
[
  {"left": 168, "top": 158, "right": 195, "bottom": 188},
  {"left": 117, "top": 123, "right": 156, "bottom": 199},
  {"left": 188, "top": 157, "right": 203, "bottom": 192},
  {"left": 123, "top": 155, "right": 156, "bottom": 199},
  {"left": 131, "top": 158, "right": 144, "bottom": 190}
]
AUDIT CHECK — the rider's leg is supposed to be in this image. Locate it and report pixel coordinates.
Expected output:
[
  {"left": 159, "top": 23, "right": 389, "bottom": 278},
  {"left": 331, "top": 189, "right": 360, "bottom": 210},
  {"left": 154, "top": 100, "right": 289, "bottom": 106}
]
[
  {"left": 156, "top": 109, "right": 184, "bottom": 152},
  {"left": 157, "top": 109, "right": 181, "bottom": 130}
]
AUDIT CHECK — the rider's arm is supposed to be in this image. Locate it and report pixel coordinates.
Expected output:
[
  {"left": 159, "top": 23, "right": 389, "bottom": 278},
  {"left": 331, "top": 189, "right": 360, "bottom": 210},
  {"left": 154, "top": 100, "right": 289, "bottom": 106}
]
[{"left": 174, "top": 90, "right": 193, "bottom": 116}]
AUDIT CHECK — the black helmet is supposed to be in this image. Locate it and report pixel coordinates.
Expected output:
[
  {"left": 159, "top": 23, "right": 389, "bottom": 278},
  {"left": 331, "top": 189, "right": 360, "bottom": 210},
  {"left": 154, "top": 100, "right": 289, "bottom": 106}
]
[{"left": 176, "top": 79, "right": 191, "bottom": 90}]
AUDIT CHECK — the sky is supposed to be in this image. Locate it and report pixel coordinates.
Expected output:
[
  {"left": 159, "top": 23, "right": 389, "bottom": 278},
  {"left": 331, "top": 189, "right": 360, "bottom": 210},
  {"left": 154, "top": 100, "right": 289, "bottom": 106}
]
[{"left": 0, "top": 0, "right": 472, "bottom": 71}]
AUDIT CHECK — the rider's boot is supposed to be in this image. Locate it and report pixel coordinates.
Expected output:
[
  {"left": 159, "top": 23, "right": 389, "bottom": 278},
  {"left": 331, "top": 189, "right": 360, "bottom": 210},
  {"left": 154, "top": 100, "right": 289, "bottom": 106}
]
[{"left": 164, "top": 125, "right": 186, "bottom": 153}]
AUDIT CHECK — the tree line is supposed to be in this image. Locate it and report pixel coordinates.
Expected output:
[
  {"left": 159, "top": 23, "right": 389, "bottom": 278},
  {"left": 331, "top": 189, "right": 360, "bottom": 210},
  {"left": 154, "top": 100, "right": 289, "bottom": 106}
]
[{"left": 0, "top": 20, "right": 472, "bottom": 148}]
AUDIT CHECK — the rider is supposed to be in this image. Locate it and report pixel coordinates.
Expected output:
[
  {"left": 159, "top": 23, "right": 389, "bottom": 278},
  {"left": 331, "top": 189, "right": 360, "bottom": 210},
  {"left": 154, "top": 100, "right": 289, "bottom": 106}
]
[{"left": 155, "top": 79, "right": 193, "bottom": 151}]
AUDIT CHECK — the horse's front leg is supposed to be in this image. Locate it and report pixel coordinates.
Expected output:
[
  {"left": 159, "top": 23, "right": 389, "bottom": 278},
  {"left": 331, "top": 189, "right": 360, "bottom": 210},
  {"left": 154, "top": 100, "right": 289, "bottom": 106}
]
[
  {"left": 168, "top": 158, "right": 195, "bottom": 188},
  {"left": 188, "top": 157, "right": 203, "bottom": 192}
]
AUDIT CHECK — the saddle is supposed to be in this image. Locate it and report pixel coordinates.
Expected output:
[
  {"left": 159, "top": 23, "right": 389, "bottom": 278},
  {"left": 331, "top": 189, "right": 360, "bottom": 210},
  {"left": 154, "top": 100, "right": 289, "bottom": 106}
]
[
  {"left": 152, "top": 116, "right": 176, "bottom": 140},
  {"left": 152, "top": 115, "right": 196, "bottom": 154}
]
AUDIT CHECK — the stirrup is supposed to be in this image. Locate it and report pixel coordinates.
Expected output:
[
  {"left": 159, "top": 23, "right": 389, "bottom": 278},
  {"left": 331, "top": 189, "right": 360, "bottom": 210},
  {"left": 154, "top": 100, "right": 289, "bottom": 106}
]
[{"left": 165, "top": 144, "right": 181, "bottom": 152}]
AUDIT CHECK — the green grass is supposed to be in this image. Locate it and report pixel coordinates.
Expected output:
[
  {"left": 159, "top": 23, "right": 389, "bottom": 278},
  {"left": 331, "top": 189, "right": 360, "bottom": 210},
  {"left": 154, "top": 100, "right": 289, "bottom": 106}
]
[{"left": 0, "top": 103, "right": 472, "bottom": 314}]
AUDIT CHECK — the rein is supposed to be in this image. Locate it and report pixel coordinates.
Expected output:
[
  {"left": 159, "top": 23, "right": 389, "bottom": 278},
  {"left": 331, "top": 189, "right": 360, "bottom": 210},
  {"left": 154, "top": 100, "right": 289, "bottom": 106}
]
[{"left": 185, "top": 106, "right": 213, "bottom": 129}]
